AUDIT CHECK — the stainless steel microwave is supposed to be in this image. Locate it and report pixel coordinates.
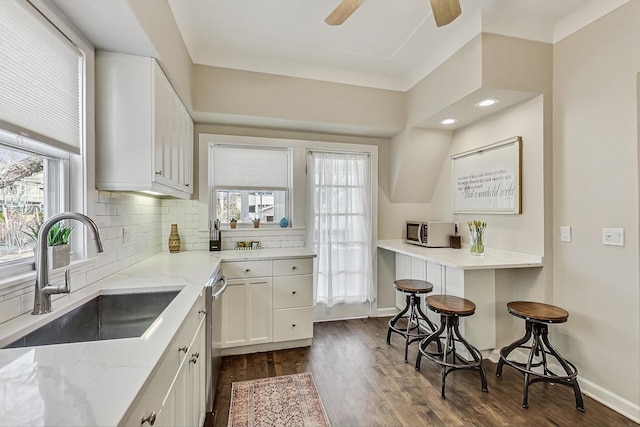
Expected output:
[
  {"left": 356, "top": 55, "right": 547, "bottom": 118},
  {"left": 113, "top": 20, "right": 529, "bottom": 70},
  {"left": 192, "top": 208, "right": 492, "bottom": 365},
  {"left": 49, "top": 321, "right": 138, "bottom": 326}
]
[{"left": 406, "top": 221, "right": 456, "bottom": 247}]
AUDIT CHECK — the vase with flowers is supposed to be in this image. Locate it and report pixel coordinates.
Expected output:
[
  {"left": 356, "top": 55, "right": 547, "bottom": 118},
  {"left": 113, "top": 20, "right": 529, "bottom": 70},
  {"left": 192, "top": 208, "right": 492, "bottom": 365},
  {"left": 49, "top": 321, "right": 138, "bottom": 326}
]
[{"left": 468, "top": 220, "right": 486, "bottom": 256}]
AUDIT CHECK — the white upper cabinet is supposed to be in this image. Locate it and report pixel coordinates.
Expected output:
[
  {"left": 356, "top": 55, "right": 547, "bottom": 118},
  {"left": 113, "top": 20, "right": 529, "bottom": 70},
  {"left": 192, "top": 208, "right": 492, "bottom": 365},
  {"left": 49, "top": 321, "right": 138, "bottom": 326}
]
[{"left": 96, "top": 52, "right": 193, "bottom": 199}]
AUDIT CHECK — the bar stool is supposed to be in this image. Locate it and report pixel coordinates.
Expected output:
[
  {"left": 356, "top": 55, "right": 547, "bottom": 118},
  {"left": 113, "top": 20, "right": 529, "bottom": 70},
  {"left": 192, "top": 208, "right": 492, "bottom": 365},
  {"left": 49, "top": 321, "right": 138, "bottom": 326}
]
[
  {"left": 415, "top": 294, "right": 488, "bottom": 399},
  {"left": 386, "top": 279, "right": 439, "bottom": 362},
  {"left": 496, "top": 301, "right": 584, "bottom": 411}
]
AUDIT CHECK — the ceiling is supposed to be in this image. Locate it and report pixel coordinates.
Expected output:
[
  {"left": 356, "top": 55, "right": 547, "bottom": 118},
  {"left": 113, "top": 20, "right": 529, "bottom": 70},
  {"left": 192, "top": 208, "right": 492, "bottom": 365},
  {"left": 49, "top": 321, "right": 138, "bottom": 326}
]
[
  {"left": 50, "top": 0, "right": 628, "bottom": 134},
  {"left": 165, "top": 0, "right": 628, "bottom": 91},
  {"left": 51, "top": 0, "right": 629, "bottom": 93}
]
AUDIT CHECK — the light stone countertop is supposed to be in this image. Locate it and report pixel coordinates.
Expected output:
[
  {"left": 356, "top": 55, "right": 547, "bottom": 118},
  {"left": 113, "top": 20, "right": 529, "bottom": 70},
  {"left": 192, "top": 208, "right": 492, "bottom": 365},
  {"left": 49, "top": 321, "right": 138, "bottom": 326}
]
[
  {"left": 0, "top": 247, "right": 316, "bottom": 427},
  {"left": 377, "top": 239, "right": 543, "bottom": 270}
]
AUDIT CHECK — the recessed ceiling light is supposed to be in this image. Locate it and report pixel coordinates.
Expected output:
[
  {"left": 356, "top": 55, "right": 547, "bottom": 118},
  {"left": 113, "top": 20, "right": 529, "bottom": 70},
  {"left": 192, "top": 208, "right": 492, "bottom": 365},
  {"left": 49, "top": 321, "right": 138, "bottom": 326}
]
[
  {"left": 440, "top": 118, "right": 458, "bottom": 125},
  {"left": 475, "top": 98, "right": 500, "bottom": 108}
]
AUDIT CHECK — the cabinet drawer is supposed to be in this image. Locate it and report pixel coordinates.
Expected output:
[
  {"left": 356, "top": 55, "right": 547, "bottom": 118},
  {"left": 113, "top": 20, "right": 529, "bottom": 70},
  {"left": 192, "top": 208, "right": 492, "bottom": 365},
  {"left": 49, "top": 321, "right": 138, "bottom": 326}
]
[
  {"left": 273, "top": 307, "right": 313, "bottom": 342},
  {"left": 273, "top": 258, "right": 313, "bottom": 276},
  {"left": 273, "top": 275, "right": 313, "bottom": 309},
  {"left": 223, "top": 260, "right": 272, "bottom": 279}
]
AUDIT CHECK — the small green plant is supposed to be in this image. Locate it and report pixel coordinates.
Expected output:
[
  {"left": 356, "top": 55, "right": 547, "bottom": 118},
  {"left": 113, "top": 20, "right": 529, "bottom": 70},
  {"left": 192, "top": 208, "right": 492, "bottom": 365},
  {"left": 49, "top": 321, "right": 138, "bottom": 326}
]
[
  {"left": 230, "top": 218, "right": 238, "bottom": 223},
  {"left": 24, "top": 222, "right": 73, "bottom": 246},
  {"left": 48, "top": 223, "right": 72, "bottom": 246}
]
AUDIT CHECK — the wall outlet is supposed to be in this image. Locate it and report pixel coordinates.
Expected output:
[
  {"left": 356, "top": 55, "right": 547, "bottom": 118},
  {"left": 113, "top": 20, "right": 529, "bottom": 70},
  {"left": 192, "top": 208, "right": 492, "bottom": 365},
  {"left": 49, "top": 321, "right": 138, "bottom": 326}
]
[
  {"left": 123, "top": 227, "right": 132, "bottom": 244},
  {"left": 602, "top": 228, "right": 624, "bottom": 246},
  {"left": 560, "top": 226, "right": 571, "bottom": 242}
]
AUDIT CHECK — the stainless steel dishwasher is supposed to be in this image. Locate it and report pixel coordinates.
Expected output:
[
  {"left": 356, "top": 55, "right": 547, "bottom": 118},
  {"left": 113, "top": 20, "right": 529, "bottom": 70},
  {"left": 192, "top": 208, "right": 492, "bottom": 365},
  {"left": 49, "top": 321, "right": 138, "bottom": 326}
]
[{"left": 205, "top": 265, "right": 227, "bottom": 414}]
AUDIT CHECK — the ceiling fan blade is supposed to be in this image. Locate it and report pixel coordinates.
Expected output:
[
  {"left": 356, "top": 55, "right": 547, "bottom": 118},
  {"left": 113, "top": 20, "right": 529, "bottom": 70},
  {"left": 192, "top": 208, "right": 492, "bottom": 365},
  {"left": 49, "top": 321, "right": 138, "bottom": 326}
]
[
  {"left": 429, "top": 0, "right": 461, "bottom": 27},
  {"left": 325, "top": 0, "right": 364, "bottom": 26}
]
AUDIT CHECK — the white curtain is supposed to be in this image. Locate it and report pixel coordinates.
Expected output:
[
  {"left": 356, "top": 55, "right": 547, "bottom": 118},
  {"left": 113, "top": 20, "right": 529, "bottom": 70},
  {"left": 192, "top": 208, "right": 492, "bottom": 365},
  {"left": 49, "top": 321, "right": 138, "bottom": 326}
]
[{"left": 307, "top": 150, "right": 374, "bottom": 307}]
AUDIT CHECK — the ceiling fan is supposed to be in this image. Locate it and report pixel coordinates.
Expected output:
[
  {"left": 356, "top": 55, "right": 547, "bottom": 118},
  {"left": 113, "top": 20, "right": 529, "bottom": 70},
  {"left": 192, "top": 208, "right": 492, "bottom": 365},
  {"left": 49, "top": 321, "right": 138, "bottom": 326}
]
[{"left": 325, "top": 0, "right": 462, "bottom": 27}]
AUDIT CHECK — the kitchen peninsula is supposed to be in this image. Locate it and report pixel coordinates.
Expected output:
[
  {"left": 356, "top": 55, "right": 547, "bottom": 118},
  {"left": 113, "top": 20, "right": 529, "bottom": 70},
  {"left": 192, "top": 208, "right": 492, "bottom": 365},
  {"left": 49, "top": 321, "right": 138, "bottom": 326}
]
[{"left": 378, "top": 239, "right": 543, "bottom": 353}]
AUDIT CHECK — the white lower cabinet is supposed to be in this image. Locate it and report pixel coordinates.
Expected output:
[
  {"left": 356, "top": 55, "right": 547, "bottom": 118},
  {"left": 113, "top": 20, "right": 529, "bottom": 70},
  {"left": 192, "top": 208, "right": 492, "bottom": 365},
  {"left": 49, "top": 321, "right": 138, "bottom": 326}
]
[
  {"left": 221, "top": 278, "right": 273, "bottom": 347},
  {"left": 120, "top": 292, "right": 206, "bottom": 427},
  {"left": 221, "top": 257, "right": 314, "bottom": 353}
]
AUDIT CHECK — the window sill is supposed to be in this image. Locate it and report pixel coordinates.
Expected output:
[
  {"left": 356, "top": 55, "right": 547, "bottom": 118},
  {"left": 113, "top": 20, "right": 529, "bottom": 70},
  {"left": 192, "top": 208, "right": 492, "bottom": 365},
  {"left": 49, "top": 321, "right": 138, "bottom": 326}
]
[{"left": 0, "top": 257, "right": 99, "bottom": 292}]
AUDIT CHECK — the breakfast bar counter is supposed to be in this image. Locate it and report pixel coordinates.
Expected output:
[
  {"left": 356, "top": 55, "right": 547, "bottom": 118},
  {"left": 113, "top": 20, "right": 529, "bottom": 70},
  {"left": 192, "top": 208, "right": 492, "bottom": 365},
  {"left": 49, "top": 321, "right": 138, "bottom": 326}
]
[
  {"left": 378, "top": 240, "right": 544, "bottom": 353},
  {"left": 377, "top": 239, "right": 543, "bottom": 270}
]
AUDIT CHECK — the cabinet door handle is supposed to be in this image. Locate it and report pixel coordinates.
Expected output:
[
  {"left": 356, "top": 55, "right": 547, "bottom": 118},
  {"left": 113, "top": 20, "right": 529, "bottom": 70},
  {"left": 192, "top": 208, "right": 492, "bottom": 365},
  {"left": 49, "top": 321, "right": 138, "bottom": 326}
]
[
  {"left": 292, "top": 266, "right": 297, "bottom": 270},
  {"left": 245, "top": 269, "right": 251, "bottom": 273},
  {"left": 291, "top": 291, "right": 297, "bottom": 295},
  {"left": 190, "top": 352, "right": 200, "bottom": 364},
  {"left": 292, "top": 324, "right": 296, "bottom": 328},
  {"left": 141, "top": 411, "right": 157, "bottom": 425},
  {"left": 155, "top": 171, "right": 162, "bottom": 175},
  {"left": 185, "top": 183, "right": 190, "bottom": 187},
  {"left": 178, "top": 346, "right": 188, "bottom": 353},
  {"left": 198, "top": 309, "right": 206, "bottom": 315}
]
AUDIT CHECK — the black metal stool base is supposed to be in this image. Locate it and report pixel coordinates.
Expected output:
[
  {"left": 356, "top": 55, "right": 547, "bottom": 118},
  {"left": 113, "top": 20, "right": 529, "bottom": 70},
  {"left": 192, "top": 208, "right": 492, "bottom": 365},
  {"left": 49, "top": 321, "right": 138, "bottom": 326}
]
[
  {"left": 496, "top": 320, "right": 584, "bottom": 411},
  {"left": 387, "top": 293, "right": 440, "bottom": 362},
  {"left": 415, "top": 313, "right": 488, "bottom": 399}
]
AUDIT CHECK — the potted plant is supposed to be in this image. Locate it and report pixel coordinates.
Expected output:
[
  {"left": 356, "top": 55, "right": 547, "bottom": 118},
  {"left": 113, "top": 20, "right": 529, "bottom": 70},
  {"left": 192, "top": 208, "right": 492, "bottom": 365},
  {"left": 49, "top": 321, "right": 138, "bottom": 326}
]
[
  {"left": 26, "top": 222, "right": 73, "bottom": 269},
  {"left": 230, "top": 218, "right": 238, "bottom": 229},
  {"left": 252, "top": 218, "right": 261, "bottom": 228}
]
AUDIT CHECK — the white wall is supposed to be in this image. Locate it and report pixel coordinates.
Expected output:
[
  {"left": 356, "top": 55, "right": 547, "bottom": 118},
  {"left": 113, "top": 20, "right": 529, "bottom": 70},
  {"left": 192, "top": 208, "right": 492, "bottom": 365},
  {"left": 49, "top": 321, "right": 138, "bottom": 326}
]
[{"left": 553, "top": 1, "right": 640, "bottom": 416}]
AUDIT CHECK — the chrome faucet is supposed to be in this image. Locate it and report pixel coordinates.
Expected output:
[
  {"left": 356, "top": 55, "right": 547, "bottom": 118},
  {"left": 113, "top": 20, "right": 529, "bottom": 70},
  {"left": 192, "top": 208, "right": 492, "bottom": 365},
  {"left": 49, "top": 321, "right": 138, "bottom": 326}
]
[{"left": 32, "top": 212, "right": 104, "bottom": 315}]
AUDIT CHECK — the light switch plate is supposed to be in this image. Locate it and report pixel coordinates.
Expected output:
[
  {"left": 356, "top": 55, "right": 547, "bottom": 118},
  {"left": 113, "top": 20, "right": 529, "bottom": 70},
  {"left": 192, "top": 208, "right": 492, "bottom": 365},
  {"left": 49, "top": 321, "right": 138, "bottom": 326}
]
[
  {"left": 602, "top": 228, "right": 624, "bottom": 246},
  {"left": 560, "top": 226, "right": 571, "bottom": 242}
]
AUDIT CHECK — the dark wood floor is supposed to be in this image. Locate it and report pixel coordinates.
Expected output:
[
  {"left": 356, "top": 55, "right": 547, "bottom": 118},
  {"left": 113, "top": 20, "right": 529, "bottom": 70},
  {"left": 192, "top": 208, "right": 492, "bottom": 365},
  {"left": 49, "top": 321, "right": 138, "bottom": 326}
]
[{"left": 211, "top": 317, "right": 636, "bottom": 426}]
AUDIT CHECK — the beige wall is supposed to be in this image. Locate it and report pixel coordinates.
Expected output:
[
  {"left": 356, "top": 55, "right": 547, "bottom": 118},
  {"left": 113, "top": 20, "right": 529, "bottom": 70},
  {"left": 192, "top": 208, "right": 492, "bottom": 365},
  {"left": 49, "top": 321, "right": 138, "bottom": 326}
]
[
  {"left": 127, "top": 0, "right": 193, "bottom": 108},
  {"left": 192, "top": 65, "right": 405, "bottom": 137},
  {"left": 553, "top": 0, "right": 640, "bottom": 409},
  {"left": 389, "top": 128, "right": 452, "bottom": 204},
  {"left": 406, "top": 35, "right": 483, "bottom": 127},
  {"left": 431, "top": 96, "right": 546, "bottom": 256}
]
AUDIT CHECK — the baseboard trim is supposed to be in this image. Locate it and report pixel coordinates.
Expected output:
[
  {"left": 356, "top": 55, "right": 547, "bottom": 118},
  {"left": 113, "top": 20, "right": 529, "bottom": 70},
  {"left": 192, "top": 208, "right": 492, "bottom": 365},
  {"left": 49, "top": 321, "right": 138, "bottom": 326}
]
[
  {"left": 579, "top": 377, "right": 640, "bottom": 423},
  {"left": 490, "top": 348, "right": 640, "bottom": 423},
  {"left": 221, "top": 338, "right": 312, "bottom": 356},
  {"left": 375, "top": 307, "right": 398, "bottom": 317}
]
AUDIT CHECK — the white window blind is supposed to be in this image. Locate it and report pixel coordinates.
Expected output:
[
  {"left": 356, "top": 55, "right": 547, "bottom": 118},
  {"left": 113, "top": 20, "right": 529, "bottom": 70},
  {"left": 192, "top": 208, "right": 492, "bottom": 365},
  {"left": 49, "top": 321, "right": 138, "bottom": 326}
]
[
  {"left": 0, "top": 0, "right": 82, "bottom": 153},
  {"left": 213, "top": 146, "right": 290, "bottom": 189}
]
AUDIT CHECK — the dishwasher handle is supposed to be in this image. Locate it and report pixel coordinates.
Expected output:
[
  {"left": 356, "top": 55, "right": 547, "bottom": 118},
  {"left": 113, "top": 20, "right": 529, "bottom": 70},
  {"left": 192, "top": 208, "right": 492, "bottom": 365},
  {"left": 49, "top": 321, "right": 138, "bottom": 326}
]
[{"left": 212, "top": 275, "right": 227, "bottom": 300}]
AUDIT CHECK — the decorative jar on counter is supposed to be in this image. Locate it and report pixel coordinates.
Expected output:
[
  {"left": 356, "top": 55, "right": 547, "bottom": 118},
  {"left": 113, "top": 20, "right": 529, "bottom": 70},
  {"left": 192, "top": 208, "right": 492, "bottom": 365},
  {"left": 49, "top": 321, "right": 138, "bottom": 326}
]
[{"left": 168, "top": 223, "right": 181, "bottom": 253}]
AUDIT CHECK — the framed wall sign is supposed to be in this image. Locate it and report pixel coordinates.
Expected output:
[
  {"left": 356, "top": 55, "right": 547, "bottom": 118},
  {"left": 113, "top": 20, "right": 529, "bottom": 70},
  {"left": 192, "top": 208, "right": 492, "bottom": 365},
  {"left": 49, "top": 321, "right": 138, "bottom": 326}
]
[{"left": 451, "top": 136, "right": 522, "bottom": 214}]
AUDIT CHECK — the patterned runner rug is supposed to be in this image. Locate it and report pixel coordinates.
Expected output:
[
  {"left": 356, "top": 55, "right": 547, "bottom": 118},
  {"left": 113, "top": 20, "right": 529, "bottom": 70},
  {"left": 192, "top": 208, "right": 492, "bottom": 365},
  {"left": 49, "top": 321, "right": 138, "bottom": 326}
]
[{"left": 227, "top": 372, "right": 331, "bottom": 427}]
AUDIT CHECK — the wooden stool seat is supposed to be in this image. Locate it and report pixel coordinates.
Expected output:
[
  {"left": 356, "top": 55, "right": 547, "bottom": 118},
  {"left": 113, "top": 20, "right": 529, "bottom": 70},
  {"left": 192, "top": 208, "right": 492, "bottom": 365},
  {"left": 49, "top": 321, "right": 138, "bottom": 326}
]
[
  {"left": 394, "top": 279, "right": 433, "bottom": 294},
  {"left": 497, "top": 301, "right": 584, "bottom": 411},
  {"left": 416, "top": 294, "right": 487, "bottom": 399},
  {"left": 387, "top": 279, "right": 439, "bottom": 363},
  {"left": 426, "top": 295, "right": 476, "bottom": 317},
  {"left": 507, "top": 301, "right": 568, "bottom": 323}
]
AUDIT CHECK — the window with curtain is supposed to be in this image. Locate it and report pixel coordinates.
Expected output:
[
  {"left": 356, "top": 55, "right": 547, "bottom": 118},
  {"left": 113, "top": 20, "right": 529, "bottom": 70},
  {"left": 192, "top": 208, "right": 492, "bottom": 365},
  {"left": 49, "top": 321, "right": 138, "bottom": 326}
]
[
  {"left": 0, "top": 0, "right": 81, "bottom": 275},
  {"left": 211, "top": 145, "right": 291, "bottom": 225},
  {"left": 307, "top": 150, "right": 374, "bottom": 307}
]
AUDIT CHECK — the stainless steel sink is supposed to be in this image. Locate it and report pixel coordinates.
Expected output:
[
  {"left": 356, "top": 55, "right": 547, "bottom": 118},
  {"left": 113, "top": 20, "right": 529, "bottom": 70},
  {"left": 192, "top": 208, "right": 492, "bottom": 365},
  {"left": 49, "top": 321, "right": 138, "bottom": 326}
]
[{"left": 4, "top": 290, "right": 180, "bottom": 349}]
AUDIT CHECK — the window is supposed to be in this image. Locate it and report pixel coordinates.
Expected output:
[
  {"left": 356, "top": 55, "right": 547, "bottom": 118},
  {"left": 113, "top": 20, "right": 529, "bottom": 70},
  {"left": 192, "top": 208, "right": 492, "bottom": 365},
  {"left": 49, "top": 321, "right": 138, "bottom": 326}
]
[
  {"left": 0, "top": 132, "right": 68, "bottom": 267},
  {"left": 307, "top": 150, "right": 373, "bottom": 308},
  {"left": 0, "top": 0, "right": 82, "bottom": 275},
  {"left": 211, "top": 145, "right": 291, "bottom": 225}
]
